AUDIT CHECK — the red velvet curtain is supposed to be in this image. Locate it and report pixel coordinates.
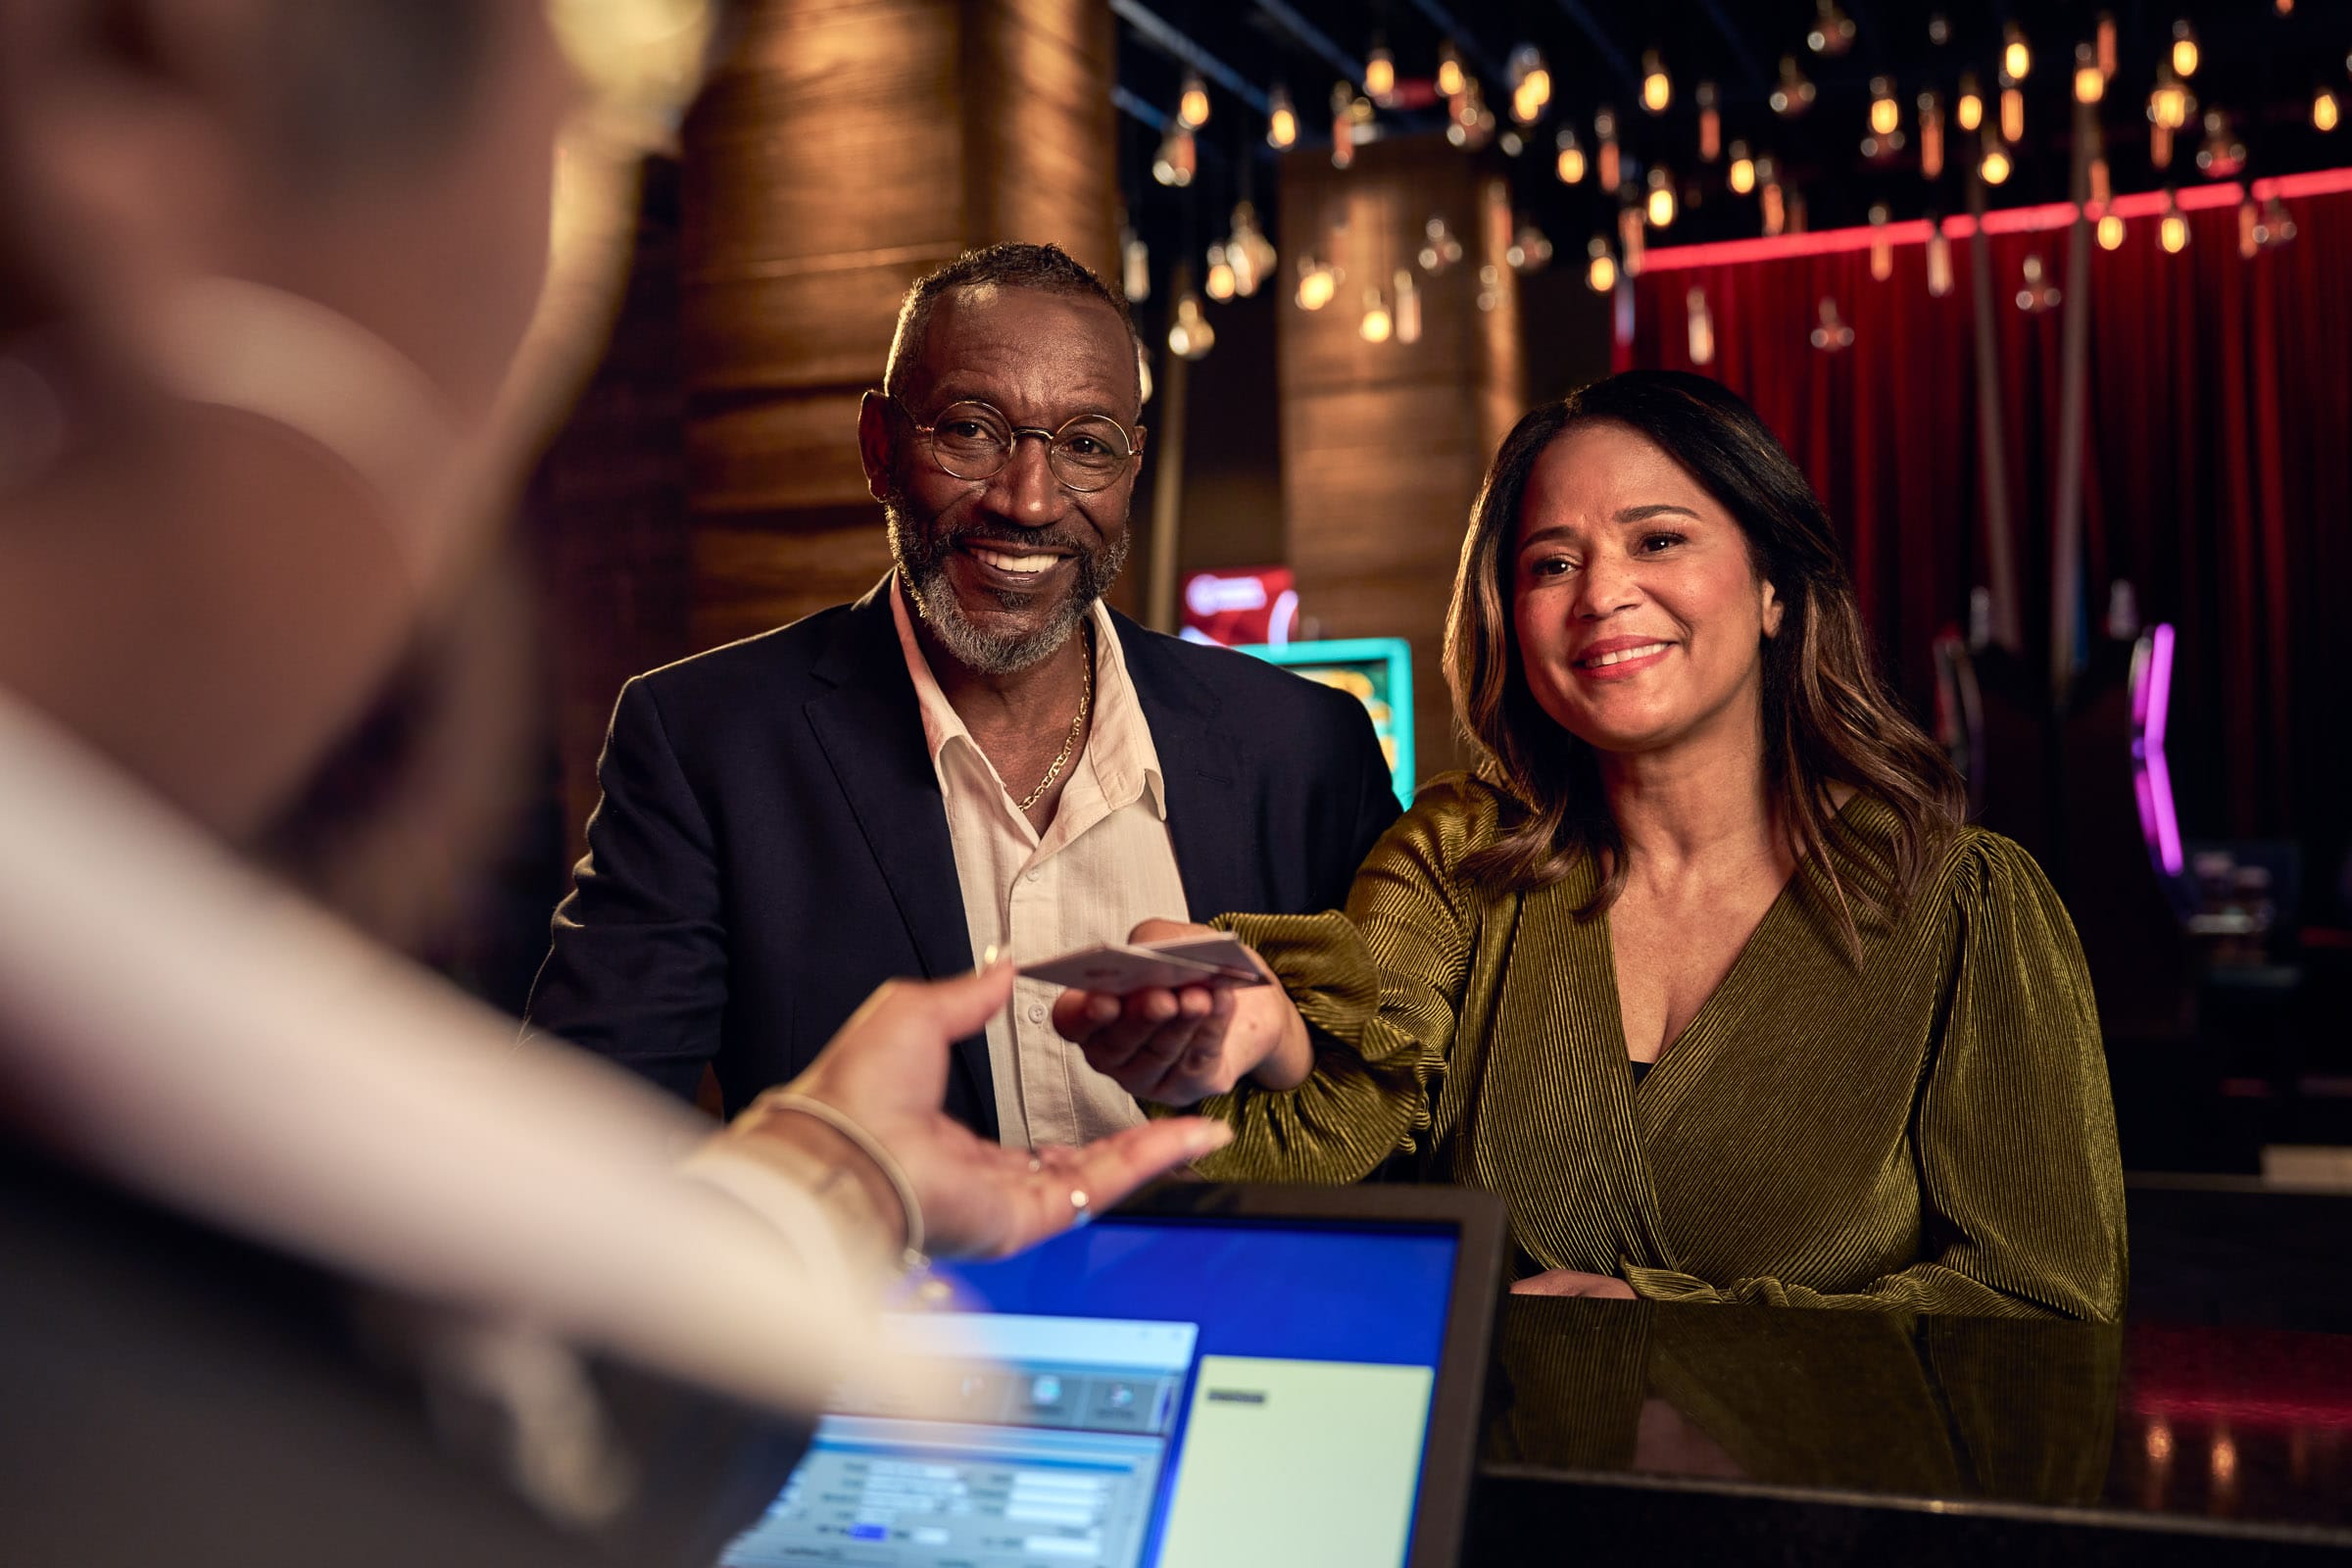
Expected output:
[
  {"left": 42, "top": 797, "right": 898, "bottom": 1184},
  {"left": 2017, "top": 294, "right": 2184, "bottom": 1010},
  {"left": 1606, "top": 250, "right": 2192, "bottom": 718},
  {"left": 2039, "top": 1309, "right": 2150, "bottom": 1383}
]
[{"left": 1621, "top": 189, "right": 2352, "bottom": 891}]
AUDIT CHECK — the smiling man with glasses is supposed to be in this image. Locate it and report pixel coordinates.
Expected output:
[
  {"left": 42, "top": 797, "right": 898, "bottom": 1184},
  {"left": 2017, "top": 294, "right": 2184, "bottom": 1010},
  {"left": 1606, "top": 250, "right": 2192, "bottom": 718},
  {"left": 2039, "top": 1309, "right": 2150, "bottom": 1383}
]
[{"left": 526, "top": 242, "right": 1400, "bottom": 1147}]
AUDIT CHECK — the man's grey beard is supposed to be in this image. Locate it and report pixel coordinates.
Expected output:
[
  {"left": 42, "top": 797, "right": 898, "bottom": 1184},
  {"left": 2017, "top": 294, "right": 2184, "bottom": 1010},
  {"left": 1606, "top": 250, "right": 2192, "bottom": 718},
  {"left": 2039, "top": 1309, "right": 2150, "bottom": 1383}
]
[{"left": 884, "top": 492, "right": 1129, "bottom": 676}]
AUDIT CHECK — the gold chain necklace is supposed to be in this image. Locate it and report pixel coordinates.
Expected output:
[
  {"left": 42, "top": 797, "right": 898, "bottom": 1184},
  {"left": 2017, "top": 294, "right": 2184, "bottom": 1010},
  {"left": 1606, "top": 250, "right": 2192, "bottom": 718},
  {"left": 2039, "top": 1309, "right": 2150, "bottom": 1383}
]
[{"left": 1015, "top": 623, "right": 1093, "bottom": 811}]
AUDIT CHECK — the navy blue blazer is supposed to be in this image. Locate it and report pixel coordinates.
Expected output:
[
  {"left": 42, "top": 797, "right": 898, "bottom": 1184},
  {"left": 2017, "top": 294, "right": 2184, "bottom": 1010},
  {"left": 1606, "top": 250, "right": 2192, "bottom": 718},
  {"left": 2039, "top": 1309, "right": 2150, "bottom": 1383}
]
[{"left": 525, "top": 580, "right": 1401, "bottom": 1137}]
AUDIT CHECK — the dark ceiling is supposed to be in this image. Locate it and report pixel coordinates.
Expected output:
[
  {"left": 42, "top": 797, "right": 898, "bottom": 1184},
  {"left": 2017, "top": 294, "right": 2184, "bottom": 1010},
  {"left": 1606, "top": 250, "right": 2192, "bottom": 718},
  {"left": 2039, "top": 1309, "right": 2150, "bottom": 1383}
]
[{"left": 1112, "top": 1, "right": 2350, "bottom": 276}]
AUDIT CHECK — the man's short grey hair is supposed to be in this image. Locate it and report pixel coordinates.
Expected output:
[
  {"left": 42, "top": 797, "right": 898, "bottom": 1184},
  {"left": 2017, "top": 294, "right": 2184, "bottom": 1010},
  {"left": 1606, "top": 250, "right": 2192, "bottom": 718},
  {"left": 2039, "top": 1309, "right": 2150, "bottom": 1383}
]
[{"left": 883, "top": 242, "right": 1146, "bottom": 409}]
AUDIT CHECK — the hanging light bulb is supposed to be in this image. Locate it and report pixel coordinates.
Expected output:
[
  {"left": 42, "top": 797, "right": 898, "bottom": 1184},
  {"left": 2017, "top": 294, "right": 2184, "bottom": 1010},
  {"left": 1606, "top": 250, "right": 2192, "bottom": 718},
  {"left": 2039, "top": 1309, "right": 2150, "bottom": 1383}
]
[
  {"left": 1152, "top": 125, "right": 1197, "bottom": 186},
  {"left": 1447, "top": 78, "right": 1494, "bottom": 149},
  {"left": 2016, "top": 254, "right": 2061, "bottom": 312},
  {"left": 1121, "top": 226, "right": 1150, "bottom": 303},
  {"left": 1696, "top": 81, "right": 1722, "bottom": 160},
  {"left": 1507, "top": 222, "right": 1554, "bottom": 272},
  {"left": 2089, "top": 154, "right": 2112, "bottom": 210},
  {"left": 2002, "top": 24, "right": 2032, "bottom": 82},
  {"left": 1808, "top": 0, "right": 1856, "bottom": 57},
  {"left": 1586, "top": 237, "right": 1617, "bottom": 293},
  {"left": 2317, "top": 88, "right": 2342, "bottom": 132},
  {"left": 2171, "top": 21, "right": 2198, "bottom": 79},
  {"left": 2002, "top": 85, "right": 2026, "bottom": 143},
  {"left": 1364, "top": 42, "right": 1396, "bottom": 102},
  {"left": 1511, "top": 45, "right": 1552, "bottom": 113},
  {"left": 2238, "top": 196, "right": 2262, "bottom": 259},
  {"left": 2098, "top": 13, "right": 2119, "bottom": 79},
  {"left": 1393, "top": 270, "right": 1422, "bottom": 343},
  {"left": 1642, "top": 50, "right": 1672, "bottom": 114},
  {"left": 1418, "top": 215, "right": 1463, "bottom": 272},
  {"left": 1646, "top": 167, "right": 1677, "bottom": 227},
  {"left": 1266, "top": 84, "right": 1298, "bottom": 148},
  {"left": 1595, "top": 108, "right": 1622, "bottom": 190},
  {"left": 2097, "top": 212, "right": 2126, "bottom": 249},
  {"left": 1869, "top": 204, "right": 1893, "bottom": 280},
  {"left": 2160, "top": 189, "right": 2188, "bottom": 253},
  {"left": 1870, "top": 76, "right": 1899, "bottom": 136},
  {"left": 1928, "top": 12, "right": 1951, "bottom": 46},
  {"left": 1167, "top": 287, "right": 1214, "bottom": 359},
  {"left": 1358, "top": 286, "right": 1392, "bottom": 343},
  {"left": 1618, "top": 206, "right": 1646, "bottom": 275},
  {"left": 1761, "top": 176, "right": 1787, "bottom": 235},
  {"left": 1927, "top": 222, "right": 1955, "bottom": 296},
  {"left": 1810, "top": 297, "right": 1854, "bottom": 351},
  {"left": 1178, "top": 71, "right": 1210, "bottom": 128},
  {"left": 2257, "top": 194, "right": 2297, "bottom": 248},
  {"left": 1980, "top": 127, "right": 2012, "bottom": 185},
  {"left": 1330, "top": 81, "right": 1355, "bottom": 169},
  {"left": 1919, "top": 91, "right": 1945, "bottom": 176},
  {"left": 1787, "top": 187, "right": 1808, "bottom": 232},
  {"left": 2196, "top": 107, "right": 2245, "bottom": 177},
  {"left": 2148, "top": 65, "right": 2189, "bottom": 169},
  {"left": 1436, "top": 40, "right": 1465, "bottom": 99},
  {"left": 1957, "top": 73, "right": 1984, "bottom": 131},
  {"left": 1687, "top": 287, "right": 1716, "bottom": 365},
  {"left": 1771, "top": 56, "right": 1817, "bottom": 117},
  {"left": 1295, "top": 255, "right": 1341, "bottom": 311},
  {"left": 2076, "top": 44, "right": 2104, "bottom": 104},
  {"left": 1226, "top": 202, "right": 1275, "bottom": 296},
  {"left": 1204, "top": 243, "right": 1236, "bottom": 301},
  {"left": 1555, "top": 125, "right": 1587, "bottom": 183},
  {"left": 1728, "top": 140, "right": 1756, "bottom": 194},
  {"left": 2150, "top": 66, "right": 2191, "bottom": 130}
]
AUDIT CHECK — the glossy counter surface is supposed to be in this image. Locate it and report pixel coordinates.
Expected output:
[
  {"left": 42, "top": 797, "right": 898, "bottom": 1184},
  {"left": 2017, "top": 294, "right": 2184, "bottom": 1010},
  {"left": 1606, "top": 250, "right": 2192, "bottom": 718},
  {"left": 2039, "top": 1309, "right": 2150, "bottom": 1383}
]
[{"left": 1468, "top": 1298, "right": 2352, "bottom": 1564}]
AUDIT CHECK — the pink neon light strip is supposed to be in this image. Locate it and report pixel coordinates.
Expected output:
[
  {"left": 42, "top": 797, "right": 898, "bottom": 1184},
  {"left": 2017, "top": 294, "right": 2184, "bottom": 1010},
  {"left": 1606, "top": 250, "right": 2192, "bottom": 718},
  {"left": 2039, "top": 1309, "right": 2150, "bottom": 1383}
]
[
  {"left": 1632, "top": 166, "right": 2352, "bottom": 272},
  {"left": 2140, "top": 624, "right": 2182, "bottom": 876}
]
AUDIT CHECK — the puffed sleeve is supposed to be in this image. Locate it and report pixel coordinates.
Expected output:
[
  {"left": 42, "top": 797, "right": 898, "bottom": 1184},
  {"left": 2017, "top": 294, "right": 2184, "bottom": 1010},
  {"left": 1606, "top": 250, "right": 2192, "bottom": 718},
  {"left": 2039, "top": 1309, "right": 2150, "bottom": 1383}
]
[
  {"left": 1625, "top": 832, "right": 2129, "bottom": 1321},
  {"left": 1182, "top": 776, "right": 1497, "bottom": 1184}
]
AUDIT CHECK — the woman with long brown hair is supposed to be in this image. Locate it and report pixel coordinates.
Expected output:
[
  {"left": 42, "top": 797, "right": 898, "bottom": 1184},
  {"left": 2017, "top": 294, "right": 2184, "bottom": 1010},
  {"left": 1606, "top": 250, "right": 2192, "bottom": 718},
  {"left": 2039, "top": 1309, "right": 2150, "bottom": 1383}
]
[{"left": 1056, "top": 370, "right": 2126, "bottom": 1321}]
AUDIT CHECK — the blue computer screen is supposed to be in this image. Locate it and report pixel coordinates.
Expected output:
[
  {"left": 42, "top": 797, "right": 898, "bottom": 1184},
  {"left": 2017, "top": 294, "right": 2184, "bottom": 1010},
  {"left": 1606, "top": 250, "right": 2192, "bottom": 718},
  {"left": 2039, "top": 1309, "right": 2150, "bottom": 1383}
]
[{"left": 721, "top": 1216, "right": 1461, "bottom": 1568}]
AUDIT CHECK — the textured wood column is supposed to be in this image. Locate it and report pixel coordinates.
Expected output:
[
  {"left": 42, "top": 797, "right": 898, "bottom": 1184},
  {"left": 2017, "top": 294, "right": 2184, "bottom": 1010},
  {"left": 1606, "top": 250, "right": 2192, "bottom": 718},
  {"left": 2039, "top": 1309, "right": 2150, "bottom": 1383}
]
[
  {"left": 1276, "top": 136, "right": 1524, "bottom": 781},
  {"left": 680, "top": 0, "right": 1118, "bottom": 649}
]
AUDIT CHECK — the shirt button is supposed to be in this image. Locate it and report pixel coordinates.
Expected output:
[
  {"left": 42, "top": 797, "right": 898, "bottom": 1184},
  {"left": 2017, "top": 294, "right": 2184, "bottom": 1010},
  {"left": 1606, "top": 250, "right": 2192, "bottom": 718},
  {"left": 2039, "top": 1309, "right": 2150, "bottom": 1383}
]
[
  {"left": 1025, "top": 867, "right": 1044, "bottom": 883},
  {"left": 1027, "top": 1003, "right": 1048, "bottom": 1023}
]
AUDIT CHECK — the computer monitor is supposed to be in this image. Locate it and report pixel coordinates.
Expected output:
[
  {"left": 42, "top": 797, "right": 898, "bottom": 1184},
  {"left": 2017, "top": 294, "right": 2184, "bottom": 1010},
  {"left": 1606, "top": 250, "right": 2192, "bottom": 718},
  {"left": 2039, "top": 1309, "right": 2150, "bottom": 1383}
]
[{"left": 720, "top": 1184, "right": 1505, "bottom": 1568}]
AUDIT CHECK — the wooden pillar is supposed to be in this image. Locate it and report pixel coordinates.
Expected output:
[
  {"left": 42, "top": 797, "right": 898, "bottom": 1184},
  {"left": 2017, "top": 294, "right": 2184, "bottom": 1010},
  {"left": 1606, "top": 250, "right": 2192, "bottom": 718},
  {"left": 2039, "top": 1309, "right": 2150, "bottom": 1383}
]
[
  {"left": 679, "top": 0, "right": 1119, "bottom": 649},
  {"left": 1276, "top": 135, "right": 1524, "bottom": 781}
]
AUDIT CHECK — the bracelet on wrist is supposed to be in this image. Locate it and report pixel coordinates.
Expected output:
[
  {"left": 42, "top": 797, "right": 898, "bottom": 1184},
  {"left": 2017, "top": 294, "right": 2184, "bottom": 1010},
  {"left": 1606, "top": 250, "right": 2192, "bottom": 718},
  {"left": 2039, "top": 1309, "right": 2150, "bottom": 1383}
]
[{"left": 754, "top": 1091, "right": 928, "bottom": 1274}]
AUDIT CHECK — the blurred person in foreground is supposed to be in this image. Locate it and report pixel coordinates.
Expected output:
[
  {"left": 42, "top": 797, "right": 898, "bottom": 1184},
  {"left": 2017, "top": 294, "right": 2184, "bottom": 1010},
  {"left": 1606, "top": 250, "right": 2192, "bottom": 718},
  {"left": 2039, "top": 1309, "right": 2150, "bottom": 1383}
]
[
  {"left": 524, "top": 241, "right": 1398, "bottom": 1144},
  {"left": 1056, "top": 372, "right": 2127, "bottom": 1322},
  {"left": 0, "top": 3, "right": 1224, "bottom": 1563}
]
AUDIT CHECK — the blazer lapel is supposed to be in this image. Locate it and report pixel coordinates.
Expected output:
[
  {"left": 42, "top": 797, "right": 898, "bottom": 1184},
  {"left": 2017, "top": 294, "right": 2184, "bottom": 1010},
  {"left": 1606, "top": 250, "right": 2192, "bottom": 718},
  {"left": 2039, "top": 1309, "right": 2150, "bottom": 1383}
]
[
  {"left": 804, "top": 579, "right": 997, "bottom": 1129},
  {"left": 1116, "top": 614, "right": 1254, "bottom": 922}
]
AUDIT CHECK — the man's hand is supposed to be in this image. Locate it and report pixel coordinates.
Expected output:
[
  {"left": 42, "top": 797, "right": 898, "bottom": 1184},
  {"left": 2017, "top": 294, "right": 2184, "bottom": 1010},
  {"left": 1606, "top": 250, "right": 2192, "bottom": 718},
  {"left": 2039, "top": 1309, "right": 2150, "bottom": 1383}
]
[
  {"left": 1510, "top": 1269, "right": 1638, "bottom": 1299},
  {"left": 765, "top": 962, "right": 1231, "bottom": 1258},
  {"left": 1049, "top": 919, "right": 1310, "bottom": 1105}
]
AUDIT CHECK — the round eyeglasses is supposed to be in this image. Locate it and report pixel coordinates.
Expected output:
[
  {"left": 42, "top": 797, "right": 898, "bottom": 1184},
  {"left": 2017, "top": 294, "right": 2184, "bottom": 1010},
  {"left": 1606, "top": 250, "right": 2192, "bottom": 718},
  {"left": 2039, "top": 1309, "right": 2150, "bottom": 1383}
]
[{"left": 896, "top": 399, "right": 1140, "bottom": 493}]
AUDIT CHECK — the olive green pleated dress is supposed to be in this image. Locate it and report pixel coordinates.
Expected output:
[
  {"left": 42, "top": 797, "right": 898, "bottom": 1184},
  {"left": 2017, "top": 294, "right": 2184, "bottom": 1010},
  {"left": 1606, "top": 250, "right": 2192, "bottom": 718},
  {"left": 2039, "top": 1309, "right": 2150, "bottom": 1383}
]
[{"left": 1200, "top": 774, "right": 2128, "bottom": 1323}]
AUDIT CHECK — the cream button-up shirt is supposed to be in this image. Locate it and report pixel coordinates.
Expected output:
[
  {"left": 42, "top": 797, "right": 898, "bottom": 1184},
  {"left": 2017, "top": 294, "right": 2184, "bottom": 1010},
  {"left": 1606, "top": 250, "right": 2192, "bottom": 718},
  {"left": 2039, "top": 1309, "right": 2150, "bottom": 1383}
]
[{"left": 889, "top": 577, "right": 1191, "bottom": 1149}]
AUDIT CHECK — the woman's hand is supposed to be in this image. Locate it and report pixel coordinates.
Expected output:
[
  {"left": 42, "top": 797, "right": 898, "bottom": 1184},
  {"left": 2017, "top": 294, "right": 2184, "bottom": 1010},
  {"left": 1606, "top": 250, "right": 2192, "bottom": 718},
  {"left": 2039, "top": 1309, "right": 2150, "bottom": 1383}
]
[
  {"left": 1510, "top": 1269, "right": 1637, "bottom": 1299},
  {"left": 1050, "top": 919, "right": 1311, "bottom": 1106},
  {"left": 753, "top": 962, "right": 1232, "bottom": 1259}
]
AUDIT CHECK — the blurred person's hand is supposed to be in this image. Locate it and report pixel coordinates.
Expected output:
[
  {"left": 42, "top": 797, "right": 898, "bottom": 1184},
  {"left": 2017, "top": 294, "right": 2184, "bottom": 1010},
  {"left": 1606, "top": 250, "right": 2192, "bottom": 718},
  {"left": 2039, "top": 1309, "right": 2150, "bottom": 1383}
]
[
  {"left": 734, "top": 962, "right": 1232, "bottom": 1260},
  {"left": 1049, "top": 919, "right": 1311, "bottom": 1106}
]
